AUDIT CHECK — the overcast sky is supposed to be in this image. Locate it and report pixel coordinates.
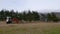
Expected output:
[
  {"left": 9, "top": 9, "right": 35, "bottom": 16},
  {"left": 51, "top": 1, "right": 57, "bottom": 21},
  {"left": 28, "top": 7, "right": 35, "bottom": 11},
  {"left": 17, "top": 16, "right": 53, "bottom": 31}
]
[{"left": 0, "top": 0, "right": 60, "bottom": 12}]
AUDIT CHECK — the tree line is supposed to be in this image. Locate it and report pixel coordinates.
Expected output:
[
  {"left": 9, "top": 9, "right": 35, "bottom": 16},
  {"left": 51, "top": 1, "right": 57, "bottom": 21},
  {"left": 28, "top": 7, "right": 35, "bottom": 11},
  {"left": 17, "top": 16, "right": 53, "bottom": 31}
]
[{"left": 0, "top": 9, "right": 60, "bottom": 22}]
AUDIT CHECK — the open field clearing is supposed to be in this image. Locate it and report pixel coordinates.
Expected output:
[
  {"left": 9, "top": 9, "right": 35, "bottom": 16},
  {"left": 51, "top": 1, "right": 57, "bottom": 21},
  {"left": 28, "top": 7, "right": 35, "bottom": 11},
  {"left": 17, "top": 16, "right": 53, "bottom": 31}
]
[{"left": 0, "top": 21, "right": 60, "bottom": 34}]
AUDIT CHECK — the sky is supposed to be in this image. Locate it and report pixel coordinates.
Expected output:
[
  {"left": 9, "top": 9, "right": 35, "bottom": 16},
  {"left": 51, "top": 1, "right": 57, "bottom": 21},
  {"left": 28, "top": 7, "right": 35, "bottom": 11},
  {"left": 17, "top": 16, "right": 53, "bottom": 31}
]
[{"left": 0, "top": 0, "right": 60, "bottom": 12}]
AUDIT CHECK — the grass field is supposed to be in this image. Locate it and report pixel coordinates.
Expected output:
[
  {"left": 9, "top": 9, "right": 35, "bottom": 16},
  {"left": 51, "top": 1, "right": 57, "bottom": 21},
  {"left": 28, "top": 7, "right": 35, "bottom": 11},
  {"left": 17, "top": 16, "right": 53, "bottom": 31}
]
[{"left": 0, "top": 21, "right": 60, "bottom": 34}]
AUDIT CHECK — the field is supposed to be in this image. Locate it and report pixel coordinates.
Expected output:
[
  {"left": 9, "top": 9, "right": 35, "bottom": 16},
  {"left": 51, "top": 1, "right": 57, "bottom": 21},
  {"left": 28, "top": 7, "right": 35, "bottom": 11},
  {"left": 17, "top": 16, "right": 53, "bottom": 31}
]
[{"left": 0, "top": 21, "right": 60, "bottom": 34}]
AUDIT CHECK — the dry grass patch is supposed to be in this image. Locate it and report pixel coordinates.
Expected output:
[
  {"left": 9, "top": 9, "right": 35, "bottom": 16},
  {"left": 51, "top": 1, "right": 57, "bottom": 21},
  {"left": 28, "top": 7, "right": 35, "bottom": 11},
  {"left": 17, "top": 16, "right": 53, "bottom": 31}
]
[{"left": 0, "top": 22, "right": 60, "bottom": 34}]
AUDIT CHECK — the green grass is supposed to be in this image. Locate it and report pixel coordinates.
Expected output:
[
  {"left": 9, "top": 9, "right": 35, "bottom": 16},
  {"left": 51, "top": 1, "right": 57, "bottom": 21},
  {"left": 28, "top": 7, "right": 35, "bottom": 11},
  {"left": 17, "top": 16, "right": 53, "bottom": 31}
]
[
  {"left": 43, "top": 27, "right": 60, "bottom": 34},
  {"left": 0, "top": 23, "right": 60, "bottom": 34}
]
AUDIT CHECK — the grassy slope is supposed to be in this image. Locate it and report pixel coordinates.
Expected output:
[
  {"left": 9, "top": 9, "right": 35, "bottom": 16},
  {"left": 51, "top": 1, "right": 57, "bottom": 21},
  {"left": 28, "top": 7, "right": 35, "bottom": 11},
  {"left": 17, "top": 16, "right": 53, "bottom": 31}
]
[{"left": 0, "top": 22, "right": 60, "bottom": 34}]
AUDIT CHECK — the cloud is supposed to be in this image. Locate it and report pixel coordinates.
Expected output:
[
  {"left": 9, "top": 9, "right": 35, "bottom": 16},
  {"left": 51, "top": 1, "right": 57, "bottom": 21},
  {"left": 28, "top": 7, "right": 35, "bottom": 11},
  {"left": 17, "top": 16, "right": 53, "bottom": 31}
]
[{"left": 0, "top": 0, "right": 60, "bottom": 11}]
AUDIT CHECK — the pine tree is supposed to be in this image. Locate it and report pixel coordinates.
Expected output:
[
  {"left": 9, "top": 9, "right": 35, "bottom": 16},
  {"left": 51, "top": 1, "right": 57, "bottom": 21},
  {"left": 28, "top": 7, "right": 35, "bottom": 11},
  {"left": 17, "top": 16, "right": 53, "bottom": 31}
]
[{"left": 51, "top": 13, "right": 59, "bottom": 22}]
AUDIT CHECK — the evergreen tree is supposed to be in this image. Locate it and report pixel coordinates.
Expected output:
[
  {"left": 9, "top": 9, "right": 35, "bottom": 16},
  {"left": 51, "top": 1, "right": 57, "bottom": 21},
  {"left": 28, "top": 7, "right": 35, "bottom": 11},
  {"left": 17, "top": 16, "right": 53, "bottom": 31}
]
[
  {"left": 51, "top": 13, "right": 59, "bottom": 22},
  {"left": 0, "top": 10, "right": 5, "bottom": 21},
  {"left": 32, "top": 11, "right": 40, "bottom": 21},
  {"left": 47, "top": 13, "right": 52, "bottom": 21},
  {"left": 22, "top": 11, "right": 27, "bottom": 21}
]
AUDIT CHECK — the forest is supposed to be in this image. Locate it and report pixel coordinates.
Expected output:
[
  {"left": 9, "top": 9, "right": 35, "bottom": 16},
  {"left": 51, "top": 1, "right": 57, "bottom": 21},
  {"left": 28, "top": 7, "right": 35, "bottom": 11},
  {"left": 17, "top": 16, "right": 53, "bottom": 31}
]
[{"left": 0, "top": 9, "right": 59, "bottom": 22}]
